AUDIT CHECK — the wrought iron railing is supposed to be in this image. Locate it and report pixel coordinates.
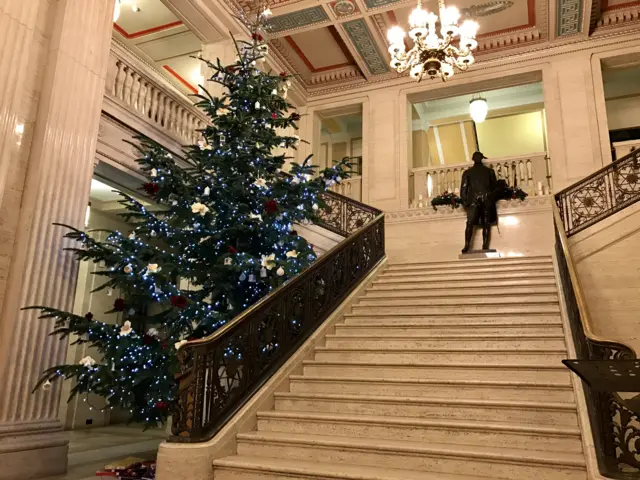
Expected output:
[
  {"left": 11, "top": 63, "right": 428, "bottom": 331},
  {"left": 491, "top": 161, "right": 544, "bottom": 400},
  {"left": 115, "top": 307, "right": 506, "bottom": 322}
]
[
  {"left": 169, "top": 191, "right": 385, "bottom": 442},
  {"left": 553, "top": 203, "right": 640, "bottom": 477},
  {"left": 556, "top": 148, "right": 640, "bottom": 237}
]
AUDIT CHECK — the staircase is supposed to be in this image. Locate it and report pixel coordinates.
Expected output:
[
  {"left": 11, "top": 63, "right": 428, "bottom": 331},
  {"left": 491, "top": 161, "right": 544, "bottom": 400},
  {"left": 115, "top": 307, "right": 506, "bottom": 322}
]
[{"left": 212, "top": 256, "right": 588, "bottom": 480}]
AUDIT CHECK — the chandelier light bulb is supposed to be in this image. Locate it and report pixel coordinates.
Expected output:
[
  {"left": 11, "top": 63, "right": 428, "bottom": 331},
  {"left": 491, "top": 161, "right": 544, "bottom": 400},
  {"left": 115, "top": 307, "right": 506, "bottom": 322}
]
[
  {"left": 113, "top": 0, "right": 121, "bottom": 22},
  {"left": 387, "top": 26, "right": 406, "bottom": 45},
  {"left": 469, "top": 97, "right": 488, "bottom": 123},
  {"left": 460, "top": 19, "right": 479, "bottom": 38},
  {"left": 409, "top": 6, "right": 429, "bottom": 28}
]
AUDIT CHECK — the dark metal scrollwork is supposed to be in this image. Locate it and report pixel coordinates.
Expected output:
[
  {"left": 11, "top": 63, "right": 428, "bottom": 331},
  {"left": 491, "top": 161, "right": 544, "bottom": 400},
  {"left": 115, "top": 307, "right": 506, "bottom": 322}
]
[
  {"left": 169, "top": 192, "right": 384, "bottom": 443},
  {"left": 556, "top": 149, "right": 640, "bottom": 237}
]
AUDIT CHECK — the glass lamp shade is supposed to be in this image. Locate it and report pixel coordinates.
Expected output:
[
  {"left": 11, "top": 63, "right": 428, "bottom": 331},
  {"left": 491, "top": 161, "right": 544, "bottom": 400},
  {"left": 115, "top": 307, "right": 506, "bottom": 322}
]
[
  {"left": 387, "top": 26, "right": 406, "bottom": 45},
  {"left": 409, "top": 6, "right": 429, "bottom": 28},
  {"left": 469, "top": 98, "right": 488, "bottom": 123},
  {"left": 440, "top": 6, "right": 460, "bottom": 27},
  {"left": 113, "top": 0, "right": 121, "bottom": 21},
  {"left": 460, "top": 20, "right": 479, "bottom": 38}
]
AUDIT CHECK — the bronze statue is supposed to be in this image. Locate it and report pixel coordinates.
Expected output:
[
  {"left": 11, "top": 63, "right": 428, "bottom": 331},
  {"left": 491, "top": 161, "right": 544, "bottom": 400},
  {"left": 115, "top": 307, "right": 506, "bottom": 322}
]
[{"left": 460, "top": 151, "right": 498, "bottom": 253}]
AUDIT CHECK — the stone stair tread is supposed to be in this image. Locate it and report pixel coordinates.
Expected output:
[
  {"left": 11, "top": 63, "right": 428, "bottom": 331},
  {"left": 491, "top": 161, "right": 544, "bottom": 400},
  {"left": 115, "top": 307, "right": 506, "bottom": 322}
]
[
  {"left": 387, "top": 259, "right": 553, "bottom": 269},
  {"left": 326, "top": 333, "right": 565, "bottom": 339},
  {"left": 214, "top": 455, "right": 491, "bottom": 480},
  {"left": 315, "top": 346, "right": 567, "bottom": 353},
  {"left": 380, "top": 267, "right": 555, "bottom": 276},
  {"left": 288, "top": 374, "right": 572, "bottom": 390},
  {"left": 344, "top": 312, "right": 560, "bottom": 318},
  {"left": 257, "top": 410, "right": 582, "bottom": 436},
  {"left": 337, "top": 322, "right": 563, "bottom": 328},
  {"left": 236, "top": 430, "right": 586, "bottom": 467},
  {"left": 356, "top": 298, "right": 559, "bottom": 305},
  {"left": 303, "top": 359, "right": 569, "bottom": 370},
  {"left": 274, "top": 391, "right": 577, "bottom": 411}
]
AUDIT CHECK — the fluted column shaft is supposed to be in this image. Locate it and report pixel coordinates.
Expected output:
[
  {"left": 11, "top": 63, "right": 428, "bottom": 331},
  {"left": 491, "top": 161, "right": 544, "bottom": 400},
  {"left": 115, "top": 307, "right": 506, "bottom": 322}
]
[{"left": 0, "top": 1, "right": 114, "bottom": 478}]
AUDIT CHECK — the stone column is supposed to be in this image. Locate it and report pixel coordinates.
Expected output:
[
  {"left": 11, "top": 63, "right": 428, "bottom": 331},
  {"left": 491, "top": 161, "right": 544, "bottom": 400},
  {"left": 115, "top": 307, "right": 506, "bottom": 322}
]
[
  {"left": 0, "top": 1, "right": 114, "bottom": 478},
  {"left": 543, "top": 53, "right": 606, "bottom": 191}
]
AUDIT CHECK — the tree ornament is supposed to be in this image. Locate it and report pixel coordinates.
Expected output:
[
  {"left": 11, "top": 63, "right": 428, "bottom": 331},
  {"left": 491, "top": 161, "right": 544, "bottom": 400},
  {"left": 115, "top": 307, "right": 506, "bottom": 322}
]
[
  {"left": 286, "top": 250, "right": 298, "bottom": 258},
  {"left": 255, "top": 101, "right": 261, "bottom": 109},
  {"left": 239, "top": 272, "right": 247, "bottom": 281},
  {"left": 150, "top": 168, "right": 158, "bottom": 178},
  {"left": 191, "top": 202, "right": 210, "bottom": 216},
  {"left": 312, "top": 203, "right": 319, "bottom": 211},
  {"left": 79, "top": 356, "right": 96, "bottom": 368},
  {"left": 249, "top": 212, "right": 263, "bottom": 222},
  {"left": 224, "top": 257, "right": 233, "bottom": 265},
  {"left": 170, "top": 295, "right": 187, "bottom": 309},
  {"left": 216, "top": 107, "right": 230, "bottom": 116},
  {"left": 228, "top": 245, "right": 238, "bottom": 254},
  {"left": 248, "top": 274, "right": 256, "bottom": 283},
  {"left": 150, "top": 230, "right": 157, "bottom": 237},
  {"left": 113, "top": 298, "right": 125, "bottom": 311},
  {"left": 219, "top": 134, "right": 225, "bottom": 146},
  {"left": 129, "top": 232, "right": 136, "bottom": 240},
  {"left": 147, "top": 328, "right": 159, "bottom": 337},
  {"left": 85, "top": 312, "right": 94, "bottom": 320},
  {"left": 291, "top": 176, "right": 301, "bottom": 185},
  {"left": 260, "top": 267, "right": 267, "bottom": 278},
  {"left": 271, "top": 113, "right": 277, "bottom": 120},
  {"left": 261, "top": 254, "right": 276, "bottom": 270},
  {"left": 42, "top": 379, "right": 52, "bottom": 391},
  {"left": 276, "top": 266, "right": 285, "bottom": 276},
  {"left": 143, "top": 183, "right": 160, "bottom": 195},
  {"left": 120, "top": 320, "right": 133, "bottom": 336},
  {"left": 253, "top": 178, "right": 267, "bottom": 188},
  {"left": 146, "top": 263, "right": 160, "bottom": 274},
  {"left": 203, "top": 186, "right": 211, "bottom": 196},
  {"left": 107, "top": 288, "right": 113, "bottom": 296},
  {"left": 127, "top": 308, "right": 136, "bottom": 316},
  {"left": 271, "top": 89, "right": 277, "bottom": 95},
  {"left": 124, "top": 264, "right": 133, "bottom": 274},
  {"left": 264, "top": 199, "right": 278, "bottom": 214}
]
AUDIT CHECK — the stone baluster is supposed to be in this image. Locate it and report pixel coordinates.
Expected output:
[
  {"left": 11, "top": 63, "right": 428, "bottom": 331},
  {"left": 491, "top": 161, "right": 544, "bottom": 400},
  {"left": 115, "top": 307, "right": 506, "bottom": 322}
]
[
  {"left": 130, "top": 73, "right": 141, "bottom": 111},
  {"left": 123, "top": 66, "right": 134, "bottom": 107},
  {"left": 526, "top": 159, "right": 534, "bottom": 189},
  {"left": 143, "top": 83, "right": 152, "bottom": 118},
  {"left": 114, "top": 60, "right": 127, "bottom": 100},
  {"left": 137, "top": 79, "right": 148, "bottom": 116}
]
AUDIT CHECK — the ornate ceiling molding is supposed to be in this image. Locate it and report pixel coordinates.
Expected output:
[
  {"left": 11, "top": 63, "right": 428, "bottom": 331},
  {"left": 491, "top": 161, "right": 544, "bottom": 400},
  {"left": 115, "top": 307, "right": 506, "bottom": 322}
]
[
  {"left": 266, "top": 6, "right": 331, "bottom": 33},
  {"left": 595, "top": 4, "right": 640, "bottom": 29},
  {"left": 557, "top": 0, "right": 584, "bottom": 36},
  {"left": 342, "top": 19, "right": 390, "bottom": 75}
]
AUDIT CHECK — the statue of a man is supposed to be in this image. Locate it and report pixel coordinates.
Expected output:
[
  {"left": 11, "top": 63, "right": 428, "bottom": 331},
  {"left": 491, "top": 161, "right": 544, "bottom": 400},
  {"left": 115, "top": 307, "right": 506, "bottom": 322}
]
[{"left": 460, "top": 151, "right": 498, "bottom": 253}]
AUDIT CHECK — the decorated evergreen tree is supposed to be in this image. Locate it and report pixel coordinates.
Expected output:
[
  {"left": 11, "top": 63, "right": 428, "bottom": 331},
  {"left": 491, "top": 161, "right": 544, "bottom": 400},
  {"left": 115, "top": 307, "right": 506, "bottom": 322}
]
[{"left": 29, "top": 11, "right": 349, "bottom": 427}]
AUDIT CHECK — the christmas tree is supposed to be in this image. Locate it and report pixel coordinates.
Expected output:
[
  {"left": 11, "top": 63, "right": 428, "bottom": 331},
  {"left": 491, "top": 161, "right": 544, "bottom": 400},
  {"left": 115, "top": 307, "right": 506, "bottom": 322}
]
[{"left": 29, "top": 11, "right": 349, "bottom": 427}]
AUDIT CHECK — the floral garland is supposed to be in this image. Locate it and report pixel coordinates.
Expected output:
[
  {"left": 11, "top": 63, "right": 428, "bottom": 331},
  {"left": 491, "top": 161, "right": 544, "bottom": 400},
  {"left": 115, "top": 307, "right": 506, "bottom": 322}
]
[
  {"left": 431, "top": 191, "right": 462, "bottom": 210},
  {"left": 430, "top": 185, "right": 528, "bottom": 211}
]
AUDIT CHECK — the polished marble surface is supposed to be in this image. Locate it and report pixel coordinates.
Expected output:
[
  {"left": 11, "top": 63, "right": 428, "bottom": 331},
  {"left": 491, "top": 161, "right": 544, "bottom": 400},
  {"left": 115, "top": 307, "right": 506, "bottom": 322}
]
[{"left": 39, "top": 425, "right": 165, "bottom": 480}]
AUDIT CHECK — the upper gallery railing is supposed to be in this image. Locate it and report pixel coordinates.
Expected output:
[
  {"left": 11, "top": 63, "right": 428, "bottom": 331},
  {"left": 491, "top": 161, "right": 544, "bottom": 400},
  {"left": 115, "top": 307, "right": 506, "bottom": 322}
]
[
  {"left": 106, "top": 42, "right": 209, "bottom": 145},
  {"left": 328, "top": 176, "right": 362, "bottom": 202},
  {"left": 555, "top": 148, "right": 640, "bottom": 237},
  {"left": 552, "top": 203, "right": 639, "bottom": 477},
  {"left": 411, "top": 153, "right": 551, "bottom": 204},
  {"left": 169, "top": 191, "right": 385, "bottom": 443}
]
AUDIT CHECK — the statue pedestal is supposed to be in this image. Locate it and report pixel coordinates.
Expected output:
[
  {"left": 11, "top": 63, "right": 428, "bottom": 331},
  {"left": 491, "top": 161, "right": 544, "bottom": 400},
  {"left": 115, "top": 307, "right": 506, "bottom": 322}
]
[{"left": 458, "top": 249, "right": 498, "bottom": 260}]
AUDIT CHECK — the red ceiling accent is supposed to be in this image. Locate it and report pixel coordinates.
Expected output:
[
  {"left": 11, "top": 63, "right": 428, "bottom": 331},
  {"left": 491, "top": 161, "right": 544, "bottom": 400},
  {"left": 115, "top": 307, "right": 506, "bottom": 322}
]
[
  {"left": 601, "top": 0, "right": 640, "bottom": 10},
  {"left": 113, "top": 20, "right": 183, "bottom": 40},
  {"left": 163, "top": 65, "right": 198, "bottom": 94},
  {"left": 286, "top": 27, "right": 356, "bottom": 73}
]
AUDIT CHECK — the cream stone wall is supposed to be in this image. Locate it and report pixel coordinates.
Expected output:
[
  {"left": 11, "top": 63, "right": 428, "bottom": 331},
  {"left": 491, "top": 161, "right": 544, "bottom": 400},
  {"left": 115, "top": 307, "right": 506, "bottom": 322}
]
[
  {"left": 385, "top": 197, "right": 555, "bottom": 263},
  {"left": 569, "top": 202, "right": 640, "bottom": 354}
]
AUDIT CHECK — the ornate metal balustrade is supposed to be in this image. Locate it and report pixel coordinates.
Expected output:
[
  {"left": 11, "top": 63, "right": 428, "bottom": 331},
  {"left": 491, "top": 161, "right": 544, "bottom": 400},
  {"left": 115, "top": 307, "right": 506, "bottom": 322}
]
[
  {"left": 553, "top": 204, "right": 640, "bottom": 478},
  {"left": 556, "top": 148, "right": 640, "bottom": 237},
  {"left": 169, "top": 192, "right": 385, "bottom": 443}
]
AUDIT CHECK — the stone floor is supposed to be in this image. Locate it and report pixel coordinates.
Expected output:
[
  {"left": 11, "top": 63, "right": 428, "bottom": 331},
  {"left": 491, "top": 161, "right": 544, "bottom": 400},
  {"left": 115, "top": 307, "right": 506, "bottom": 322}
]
[{"left": 39, "top": 425, "right": 166, "bottom": 480}]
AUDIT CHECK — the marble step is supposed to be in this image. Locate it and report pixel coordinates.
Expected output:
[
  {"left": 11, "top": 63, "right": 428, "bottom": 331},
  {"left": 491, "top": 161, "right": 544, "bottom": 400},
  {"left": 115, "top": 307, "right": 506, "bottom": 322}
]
[
  {"left": 343, "top": 312, "right": 563, "bottom": 325},
  {"left": 288, "top": 375, "right": 575, "bottom": 402},
  {"left": 313, "top": 347, "right": 567, "bottom": 365},
  {"left": 274, "top": 392, "right": 578, "bottom": 427},
  {"left": 365, "top": 285, "right": 558, "bottom": 297},
  {"left": 257, "top": 411, "right": 584, "bottom": 453},
  {"left": 356, "top": 295, "right": 559, "bottom": 307},
  {"left": 351, "top": 303, "right": 561, "bottom": 315},
  {"left": 372, "top": 277, "right": 557, "bottom": 289},
  {"left": 335, "top": 322, "right": 565, "bottom": 336},
  {"left": 380, "top": 265, "right": 556, "bottom": 277},
  {"left": 387, "top": 256, "right": 553, "bottom": 270},
  {"left": 213, "top": 455, "right": 492, "bottom": 480},
  {"left": 375, "top": 271, "right": 556, "bottom": 283},
  {"left": 236, "top": 431, "right": 586, "bottom": 480},
  {"left": 302, "top": 360, "right": 572, "bottom": 383},
  {"left": 324, "top": 333, "right": 567, "bottom": 350}
]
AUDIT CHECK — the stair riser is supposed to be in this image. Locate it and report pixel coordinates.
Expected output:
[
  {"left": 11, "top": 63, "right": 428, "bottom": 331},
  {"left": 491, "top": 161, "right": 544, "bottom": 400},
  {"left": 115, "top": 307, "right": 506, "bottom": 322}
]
[
  {"left": 314, "top": 350, "right": 567, "bottom": 365},
  {"left": 335, "top": 325, "right": 565, "bottom": 336},
  {"left": 274, "top": 398, "right": 579, "bottom": 427},
  {"left": 351, "top": 305, "right": 560, "bottom": 315},
  {"left": 365, "top": 286, "right": 558, "bottom": 297},
  {"left": 256, "top": 417, "right": 584, "bottom": 453},
  {"left": 236, "top": 440, "right": 586, "bottom": 480},
  {"left": 381, "top": 266, "right": 555, "bottom": 276},
  {"left": 356, "top": 296, "right": 559, "bottom": 307},
  {"left": 303, "top": 364, "right": 571, "bottom": 383},
  {"left": 214, "top": 468, "right": 308, "bottom": 480},
  {"left": 343, "top": 314, "right": 563, "bottom": 325},
  {"left": 289, "top": 379, "right": 575, "bottom": 403},
  {"left": 376, "top": 273, "right": 555, "bottom": 283},
  {"left": 387, "top": 258, "right": 552, "bottom": 270},
  {"left": 324, "top": 337, "right": 567, "bottom": 350},
  {"left": 372, "top": 279, "right": 557, "bottom": 289}
]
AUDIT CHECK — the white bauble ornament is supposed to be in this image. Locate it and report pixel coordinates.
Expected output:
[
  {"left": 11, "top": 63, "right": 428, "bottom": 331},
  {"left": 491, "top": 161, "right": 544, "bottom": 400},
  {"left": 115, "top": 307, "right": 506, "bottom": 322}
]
[
  {"left": 124, "top": 264, "right": 133, "bottom": 274},
  {"left": 127, "top": 308, "right": 135, "bottom": 316},
  {"left": 255, "top": 101, "right": 261, "bottom": 109},
  {"left": 239, "top": 272, "right": 247, "bottom": 281},
  {"left": 276, "top": 267, "right": 285, "bottom": 276}
]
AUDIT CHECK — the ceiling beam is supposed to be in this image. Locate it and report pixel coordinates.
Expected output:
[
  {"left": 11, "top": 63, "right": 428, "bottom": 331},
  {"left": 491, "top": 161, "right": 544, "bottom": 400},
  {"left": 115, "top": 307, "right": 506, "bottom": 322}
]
[{"left": 161, "top": 0, "right": 239, "bottom": 42}]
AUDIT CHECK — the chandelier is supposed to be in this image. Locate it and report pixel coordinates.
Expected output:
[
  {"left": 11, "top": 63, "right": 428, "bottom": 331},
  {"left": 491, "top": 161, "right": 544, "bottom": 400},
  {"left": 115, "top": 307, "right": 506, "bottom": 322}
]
[{"left": 387, "top": 0, "right": 479, "bottom": 81}]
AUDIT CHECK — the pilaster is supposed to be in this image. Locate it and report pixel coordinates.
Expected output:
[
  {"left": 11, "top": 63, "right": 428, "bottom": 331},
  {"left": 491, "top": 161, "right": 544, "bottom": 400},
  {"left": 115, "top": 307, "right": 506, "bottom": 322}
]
[{"left": 0, "top": 0, "right": 114, "bottom": 478}]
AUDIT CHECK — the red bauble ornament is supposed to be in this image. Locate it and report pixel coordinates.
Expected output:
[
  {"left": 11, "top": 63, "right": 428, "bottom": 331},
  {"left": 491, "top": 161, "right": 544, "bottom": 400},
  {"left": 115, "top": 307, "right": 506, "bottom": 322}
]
[
  {"left": 271, "top": 113, "right": 277, "bottom": 120},
  {"left": 154, "top": 401, "right": 169, "bottom": 410},
  {"left": 170, "top": 295, "right": 187, "bottom": 309},
  {"left": 161, "top": 342, "right": 167, "bottom": 349},
  {"left": 142, "top": 334, "right": 155, "bottom": 345},
  {"left": 228, "top": 245, "right": 238, "bottom": 254},
  {"left": 252, "top": 33, "right": 263, "bottom": 41},
  {"left": 264, "top": 199, "right": 278, "bottom": 214},
  {"left": 143, "top": 183, "right": 160, "bottom": 195},
  {"left": 113, "top": 298, "right": 125, "bottom": 311},
  {"left": 511, "top": 193, "right": 516, "bottom": 199},
  {"left": 279, "top": 71, "right": 287, "bottom": 77},
  {"left": 85, "top": 312, "right": 94, "bottom": 320}
]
